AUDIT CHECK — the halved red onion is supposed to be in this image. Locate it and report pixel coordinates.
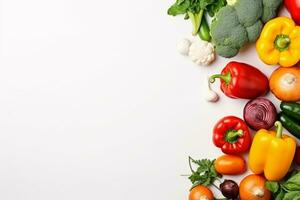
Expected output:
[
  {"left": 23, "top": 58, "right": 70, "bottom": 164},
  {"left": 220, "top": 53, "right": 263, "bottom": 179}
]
[{"left": 243, "top": 98, "right": 277, "bottom": 131}]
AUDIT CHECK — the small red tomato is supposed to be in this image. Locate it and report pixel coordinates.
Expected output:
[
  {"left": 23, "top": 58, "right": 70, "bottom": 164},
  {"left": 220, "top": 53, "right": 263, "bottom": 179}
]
[{"left": 295, "top": 146, "right": 300, "bottom": 165}]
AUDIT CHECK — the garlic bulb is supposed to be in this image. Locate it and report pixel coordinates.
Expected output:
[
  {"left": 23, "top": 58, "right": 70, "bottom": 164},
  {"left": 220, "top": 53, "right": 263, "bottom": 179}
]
[{"left": 205, "top": 77, "right": 219, "bottom": 102}]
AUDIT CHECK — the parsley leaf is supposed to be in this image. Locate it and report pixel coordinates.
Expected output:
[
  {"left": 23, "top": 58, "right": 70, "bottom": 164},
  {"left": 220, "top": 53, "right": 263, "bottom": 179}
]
[{"left": 188, "top": 157, "right": 221, "bottom": 189}]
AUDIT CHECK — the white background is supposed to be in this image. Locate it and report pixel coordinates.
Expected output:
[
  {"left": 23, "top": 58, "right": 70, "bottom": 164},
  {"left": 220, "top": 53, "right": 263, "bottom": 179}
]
[{"left": 0, "top": 1, "right": 295, "bottom": 199}]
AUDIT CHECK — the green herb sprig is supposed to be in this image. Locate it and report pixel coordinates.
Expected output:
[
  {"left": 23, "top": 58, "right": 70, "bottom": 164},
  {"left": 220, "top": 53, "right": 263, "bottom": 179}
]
[{"left": 188, "top": 156, "right": 222, "bottom": 190}]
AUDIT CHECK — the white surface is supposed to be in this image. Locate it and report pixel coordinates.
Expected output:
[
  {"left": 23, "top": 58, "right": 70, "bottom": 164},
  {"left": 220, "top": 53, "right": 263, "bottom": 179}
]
[{"left": 0, "top": 1, "right": 296, "bottom": 200}]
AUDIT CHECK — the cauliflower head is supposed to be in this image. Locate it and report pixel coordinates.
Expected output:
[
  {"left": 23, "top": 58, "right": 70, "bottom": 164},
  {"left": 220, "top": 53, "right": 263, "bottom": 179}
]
[{"left": 188, "top": 40, "right": 215, "bottom": 66}]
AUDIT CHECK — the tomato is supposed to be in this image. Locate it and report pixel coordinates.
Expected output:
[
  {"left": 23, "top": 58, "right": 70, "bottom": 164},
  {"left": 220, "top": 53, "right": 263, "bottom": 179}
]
[
  {"left": 189, "top": 185, "right": 214, "bottom": 200},
  {"left": 239, "top": 174, "right": 271, "bottom": 200},
  {"left": 214, "top": 155, "right": 246, "bottom": 175},
  {"left": 295, "top": 146, "right": 300, "bottom": 166}
]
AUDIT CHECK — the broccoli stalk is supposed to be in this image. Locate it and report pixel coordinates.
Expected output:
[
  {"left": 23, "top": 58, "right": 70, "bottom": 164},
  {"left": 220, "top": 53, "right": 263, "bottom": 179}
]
[{"left": 187, "top": 9, "right": 204, "bottom": 35}]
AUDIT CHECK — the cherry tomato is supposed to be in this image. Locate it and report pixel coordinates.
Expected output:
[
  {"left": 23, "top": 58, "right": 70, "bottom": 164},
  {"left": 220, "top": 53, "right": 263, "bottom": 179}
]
[
  {"left": 239, "top": 174, "right": 271, "bottom": 200},
  {"left": 214, "top": 155, "right": 246, "bottom": 175},
  {"left": 189, "top": 185, "right": 214, "bottom": 200}
]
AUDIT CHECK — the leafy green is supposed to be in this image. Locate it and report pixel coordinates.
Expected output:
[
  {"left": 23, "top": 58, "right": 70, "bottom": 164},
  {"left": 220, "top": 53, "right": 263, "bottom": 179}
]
[
  {"left": 266, "top": 181, "right": 279, "bottom": 193},
  {"left": 275, "top": 190, "right": 286, "bottom": 200},
  {"left": 207, "top": 0, "right": 227, "bottom": 17},
  {"left": 283, "top": 191, "right": 300, "bottom": 200},
  {"left": 167, "top": 0, "right": 226, "bottom": 16},
  {"left": 167, "top": 0, "right": 190, "bottom": 16},
  {"left": 188, "top": 157, "right": 221, "bottom": 189},
  {"left": 266, "top": 172, "right": 300, "bottom": 200},
  {"left": 167, "top": 0, "right": 227, "bottom": 40},
  {"left": 283, "top": 172, "right": 300, "bottom": 192}
]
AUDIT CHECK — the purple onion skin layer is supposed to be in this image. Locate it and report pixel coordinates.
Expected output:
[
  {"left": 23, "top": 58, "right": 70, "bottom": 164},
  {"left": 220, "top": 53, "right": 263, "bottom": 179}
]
[{"left": 243, "top": 98, "right": 277, "bottom": 131}]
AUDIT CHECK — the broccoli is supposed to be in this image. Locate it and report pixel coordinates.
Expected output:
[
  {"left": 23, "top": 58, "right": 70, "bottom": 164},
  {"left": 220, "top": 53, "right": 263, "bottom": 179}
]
[
  {"left": 211, "top": 0, "right": 282, "bottom": 58},
  {"left": 246, "top": 21, "right": 263, "bottom": 43},
  {"left": 234, "top": 0, "right": 262, "bottom": 27},
  {"left": 262, "top": 0, "right": 283, "bottom": 23}
]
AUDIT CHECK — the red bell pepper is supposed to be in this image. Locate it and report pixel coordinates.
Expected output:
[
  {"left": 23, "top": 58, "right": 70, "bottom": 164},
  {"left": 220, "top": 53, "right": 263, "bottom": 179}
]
[
  {"left": 210, "top": 61, "right": 269, "bottom": 99},
  {"left": 285, "top": 0, "right": 300, "bottom": 25},
  {"left": 213, "top": 116, "right": 251, "bottom": 155}
]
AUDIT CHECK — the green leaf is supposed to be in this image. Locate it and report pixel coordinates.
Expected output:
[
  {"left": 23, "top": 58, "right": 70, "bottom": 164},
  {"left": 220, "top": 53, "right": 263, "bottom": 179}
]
[
  {"left": 283, "top": 172, "right": 300, "bottom": 191},
  {"left": 167, "top": 0, "right": 190, "bottom": 16},
  {"left": 188, "top": 173, "right": 201, "bottom": 184},
  {"left": 177, "top": 0, "right": 187, "bottom": 5},
  {"left": 283, "top": 191, "right": 300, "bottom": 200},
  {"left": 207, "top": 0, "right": 227, "bottom": 17},
  {"left": 200, "top": 0, "right": 215, "bottom": 9},
  {"left": 275, "top": 190, "right": 286, "bottom": 200},
  {"left": 187, "top": 157, "right": 220, "bottom": 189},
  {"left": 266, "top": 181, "right": 279, "bottom": 193}
]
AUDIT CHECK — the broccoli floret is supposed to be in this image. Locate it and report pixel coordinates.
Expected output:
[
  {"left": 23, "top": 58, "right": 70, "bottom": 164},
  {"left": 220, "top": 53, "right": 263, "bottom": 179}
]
[
  {"left": 224, "top": 25, "right": 248, "bottom": 49},
  {"left": 211, "top": 7, "right": 240, "bottom": 45},
  {"left": 234, "top": 0, "right": 262, "bottom": 27},
  {"left": 215, "top": 45, "right": 239, "bottom": 58},
  {"left": 211, "top": 6, "right": 248, "bottom": 57},
  {"left": 263, "top": 0, "right": 282, "bottom": 9},
  {"left": 246, "top": 20, "right": 263, "bottom": 42},
  {"left": 262, "top": 0, "right": 283, "bottom": 23},
  {"left": 211, "top": 0, "right": 282, "bottom": 58}
]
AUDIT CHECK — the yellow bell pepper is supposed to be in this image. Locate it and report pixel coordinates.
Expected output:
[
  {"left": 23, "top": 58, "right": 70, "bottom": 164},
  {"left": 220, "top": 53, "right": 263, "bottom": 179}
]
[
  {"left": 248, "top": 121, "right": 296, "bottom": 181},
  {"left": 256, "top": 17, "right": 300, "bottom": 67}
]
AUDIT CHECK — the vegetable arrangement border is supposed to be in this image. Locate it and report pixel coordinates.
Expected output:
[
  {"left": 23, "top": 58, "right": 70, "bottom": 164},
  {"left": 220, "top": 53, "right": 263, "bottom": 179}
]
[{"left": 167, "top": 0, "right": 300, "bottom": 199}]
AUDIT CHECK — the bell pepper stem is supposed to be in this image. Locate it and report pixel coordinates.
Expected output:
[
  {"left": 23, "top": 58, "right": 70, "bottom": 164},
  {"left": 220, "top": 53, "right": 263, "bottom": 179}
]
[
  {"left": 275, "top": 121, "right": 283, "bottom": 138},
  {"left": 209, "top": 72, "right": 231, "bottom": 85},
  {"left": 226, "top": 129, "right": 244, "bottom": 144},
  {"left": 275, "top": 35, "right": 291, "bottom": 52}
]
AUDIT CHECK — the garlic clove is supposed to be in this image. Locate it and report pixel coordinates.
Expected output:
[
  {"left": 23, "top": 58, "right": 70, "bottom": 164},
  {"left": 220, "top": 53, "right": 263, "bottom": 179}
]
[
  {"left": 205, "top": 77, "right": 219, "bottom": 102},
  {"left": 206, "top": 90, "right": 219, "bottom": 102}
]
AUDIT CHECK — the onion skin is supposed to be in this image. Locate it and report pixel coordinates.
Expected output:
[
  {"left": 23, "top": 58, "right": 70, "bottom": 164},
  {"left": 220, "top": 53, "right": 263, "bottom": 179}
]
[
  {"left": 243, "top": 98, "right": 277, "bottom": 131},
  {"left": 220, "top": 179, "right": 239, "bottom": 199},
  {"left": 270, "top": 67, "right": 300, "bottom": 102}
]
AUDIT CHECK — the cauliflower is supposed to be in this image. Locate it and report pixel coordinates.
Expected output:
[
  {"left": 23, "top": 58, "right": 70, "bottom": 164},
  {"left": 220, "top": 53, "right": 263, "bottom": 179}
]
[
  {"left": 210, "top": 0, "right": 282, "bottom": 58},
  {"left": 177, "top": 38, "right": 215, "bottom": 66},
  {"left": 188, "top": 40, "right": 215, "bottom": 66},
  {"left": 177, "top": 38, "right": 191, "bottom": 56}
]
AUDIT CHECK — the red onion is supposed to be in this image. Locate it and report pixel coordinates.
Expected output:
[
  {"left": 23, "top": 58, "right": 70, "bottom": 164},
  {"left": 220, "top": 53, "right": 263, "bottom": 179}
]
[
  {"left": 220, "top": 179, "right": 239, "bottom": 199},
  {"left": 243, "top": 98, "right": 277, "bottom": 131}
]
